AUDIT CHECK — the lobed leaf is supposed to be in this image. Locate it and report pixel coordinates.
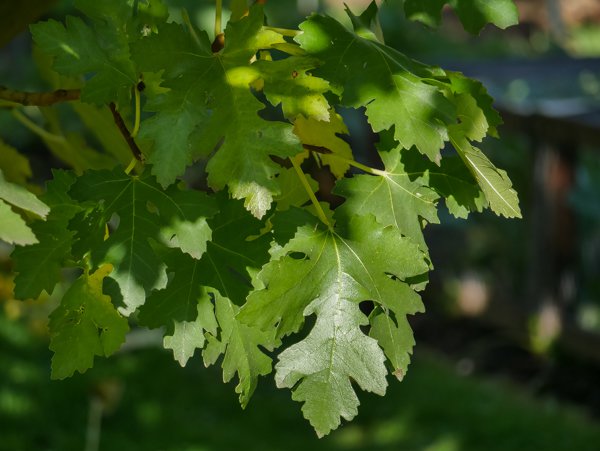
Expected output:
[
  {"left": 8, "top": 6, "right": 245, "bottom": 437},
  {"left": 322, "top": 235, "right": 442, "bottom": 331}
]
[
  {"left": 297, "top": 13, "right": 455, "bottom": 162},
  {"left": 132, "top": 7, "right": 302, "bottom": 216},
  {"left": 404, "top": 0, "right": 519, "bottom": 34},
  {"left": 69, "top": 167, "right": 216, "bottom": 314},
  {"left": 204, "top": 292, "right": 274, "bottom": 407},
  {"left": 451, "top": 135, "right": 521, "bottom": 218},
  {"left": 254, "top": 55, "right": 332, "bottom": 121},
  {"left": 49, "top": 264, "right": 129, "bottom": 379},
  {"left": 30, "top": 14, "right": 136, "bottom": 104},
  {"left": 293, "top": 111, "right": 353, "bottom": 179},
  {"left": 334, "top": 146, "right": 440, "bottom": 250},
  {"left": 163, "top": 290, "right": 218, "bottom": 367},
  {"left": 241, "top": 214, "right": 428, "bottom": 434}
]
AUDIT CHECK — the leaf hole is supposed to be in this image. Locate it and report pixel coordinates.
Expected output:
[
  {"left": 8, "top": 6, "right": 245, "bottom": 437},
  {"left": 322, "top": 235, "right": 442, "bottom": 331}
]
[
  {"left": 359, "top": 300, "right": 374, "bottom": 317},
  {"left": 288, "top": 252, "right": 306, "bottom": 260}
]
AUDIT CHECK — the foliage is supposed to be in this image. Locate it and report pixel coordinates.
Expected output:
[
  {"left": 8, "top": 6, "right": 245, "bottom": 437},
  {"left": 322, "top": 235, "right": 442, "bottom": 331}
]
[{"left": 1, "top": 0, "right": 521, "bottom": 436}]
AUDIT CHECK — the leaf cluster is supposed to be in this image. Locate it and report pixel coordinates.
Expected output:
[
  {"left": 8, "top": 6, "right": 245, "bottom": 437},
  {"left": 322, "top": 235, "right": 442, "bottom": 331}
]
[{"left": 4, "top": 0, "right": 521, "bottom": 437}]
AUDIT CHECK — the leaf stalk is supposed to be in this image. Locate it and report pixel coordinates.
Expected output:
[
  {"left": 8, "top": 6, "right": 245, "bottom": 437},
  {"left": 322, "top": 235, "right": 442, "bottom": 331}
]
[
  {"left": 290, "top": 154, "right": 332, "bottom": 229},
  {"left": 215, "top": 0, "right": 223, "bottom": 37}
]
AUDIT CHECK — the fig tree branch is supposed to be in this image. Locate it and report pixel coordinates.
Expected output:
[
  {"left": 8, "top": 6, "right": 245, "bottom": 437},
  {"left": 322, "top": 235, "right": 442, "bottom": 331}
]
[{"left": 0, "top": 86, "right": 80, "bottom": 106}]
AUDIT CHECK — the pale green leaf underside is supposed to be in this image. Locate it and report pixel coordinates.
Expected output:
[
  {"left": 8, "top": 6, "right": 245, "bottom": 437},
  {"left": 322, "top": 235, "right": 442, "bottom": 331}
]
[
  {"left": 0, "top": 200, "right": 37, "bottom": 245},
  {"left": 0, "top": 169, "right": 49, "bottom": 218},
  {"left": 241, "top": 215, "right": 428, "bottom": 435},
  {"left": 451, "top": 135, "right": 521, "bottom": 218},
  {"left": 277, "top": 294, "right": 387, "bottom": 437},
  {"left": 164, "top": 291, "right": 218, "bottom": 367}
]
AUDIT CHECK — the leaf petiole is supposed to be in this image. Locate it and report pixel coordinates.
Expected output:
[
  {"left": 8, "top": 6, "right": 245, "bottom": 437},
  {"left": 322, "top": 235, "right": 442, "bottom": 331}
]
[
  {"left": 262, "top": 26, "right": 301, "bottom": 37},
  {"left": 124, "top": 158, "right": 137, "bottom": 175},
  {"left": 290, "top": 154, "right": 332, "bottom": 229},
  {"left": 316, "top": 152, "right": 387, "bottom": 177},
  {"left": 12, "top": 109, "right": 65, "bottom": 143},
  {"left": 215, "top": 0, "right": 222, "bottom": 37},
  {"left": 131, "top": 84, "right": 141, "bottom": 138},
  {"left": 181, "top": 9, "right": 203, "bottom": 49}
]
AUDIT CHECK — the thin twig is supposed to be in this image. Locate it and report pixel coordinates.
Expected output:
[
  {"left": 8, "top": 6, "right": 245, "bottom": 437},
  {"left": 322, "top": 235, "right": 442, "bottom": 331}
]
[
  {"left": 0, "top": 86, "right": 80, "bottom": 106},
  {"left": 215, "top": 0, "right": 222, "bottom": 37},
  {"left": 108, "top": 102, "right": 144, "bottom": 162}
]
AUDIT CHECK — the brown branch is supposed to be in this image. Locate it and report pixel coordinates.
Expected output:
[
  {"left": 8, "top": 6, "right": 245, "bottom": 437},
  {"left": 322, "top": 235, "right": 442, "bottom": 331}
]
[
  {"left": 108, "top": 102, "right": 144, "bottom": 162},
  {"left": 0, "top": 86, "right": 80, "bottom": 106}
]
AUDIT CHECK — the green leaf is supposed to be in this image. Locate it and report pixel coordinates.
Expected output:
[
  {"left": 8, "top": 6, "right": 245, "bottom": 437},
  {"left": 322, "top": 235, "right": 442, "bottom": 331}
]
[
  {"left": 345, "top": 0, "right": 384, "bottom": 42},
  {"left": 395, "top": 144, "right": 486, "bottom": 219},
  {"left": 369, "top": 308, "right": 415, "bottom": 381},
  {"left": 451, "top": 0, "right": 519, "bottom": 34},
  {"left": 69, "top": 167, "right": 216, "bottom": 314},
  {"left": 204, "top": 292, "right": 273, "bottom": 408},
  {"left": 11, "top": 170, "right": 80, "bottom": 299},
  {"left": 195, "top": 195, "right": 272, "bottom": 305},
  {"left": 255, "top": 55, "right": 331, "bottom": 121},
  {"left": 163, "top": 289, "right": 218, "bottom": 367},
  {"left": 240, "top": 215, "right": 427, "bottom": 434},
  {"left": 293, "top": 111, "right": 353, "bottom": 179},
  {"left": 138, "top": 251, "right": 207, "bottom": 328},
  {"left": 274, "top": 168, "right": 318, "bottom": 212},
  {"left": 404, "top": 0, "right": 519, "bottom": 34},
  {"left": 446, "top": 71, "right": 502, "bottom": 138},
  {"left": 334, "top": 147, "right": 440, "bottom": 250},
  {"left": 443, "top": 73, "right": 520, "bottom": 218},
  {"left": 297, "top": 13, "right": 455, "bottom": 162},
  {"left": 164, "top": 319, "right": 207, "bottom": 367},
  {"left": 231, "top": 0, "right": 250, "bottom": 21},
  {"left": 30, "top": 13, "right": 136, "bottom": 103},
  {"left": 276, "top": 292, "right": 386, "bottom": 437},
  {"left": 136, "top": 75, "right": 207, "bottom": 187},
  {"left": 132, "top": 7, "right": 302, "bottom": 216},
  {"left": 137, "top": 195, "right": 271, "bottom": 327},
  {"left": 404, "top": 0, "right": 447, "bottom": 28},
  {"left": 0, "top": 200, "right": 37, "bottom": 246},
  {"left": 0, "top": 169, "right": 49, "bottom": 218},
  {"left": 450, "top": 135, "right": 521, "bottom": 218},
  {"left": 49, "top": 264, "right": 129, "bottom": 379}
]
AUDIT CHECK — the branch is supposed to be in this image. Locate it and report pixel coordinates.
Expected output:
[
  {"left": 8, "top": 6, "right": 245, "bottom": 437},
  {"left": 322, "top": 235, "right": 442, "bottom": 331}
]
[
  {"left": 108, "top": 102, "right": 144, "bottom": 162},
  {"left": 0, "top": 86, "right": 80, "bottom": 106}
]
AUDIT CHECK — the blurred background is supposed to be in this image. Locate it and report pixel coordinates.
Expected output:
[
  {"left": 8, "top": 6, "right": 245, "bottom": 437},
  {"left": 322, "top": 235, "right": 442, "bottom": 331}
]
[{"left": 1, "top": 0, "right": 600, "bottom": 449}]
